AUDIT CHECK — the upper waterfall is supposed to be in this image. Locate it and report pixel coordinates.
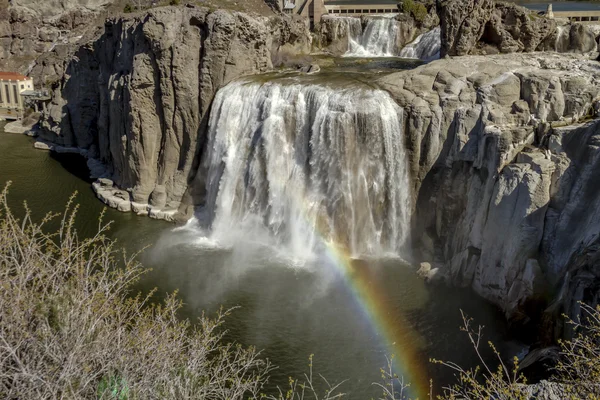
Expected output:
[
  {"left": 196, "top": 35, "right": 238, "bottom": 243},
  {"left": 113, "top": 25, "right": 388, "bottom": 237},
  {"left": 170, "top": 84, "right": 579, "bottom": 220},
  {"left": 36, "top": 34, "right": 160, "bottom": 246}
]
[
  {"left": 326, "top": 15, "right": 441, "bottom": 60},
  {"left": 346, "top": 15, "right": 400, "bottom": 57},
  {"left": 196, "top": 76, "right": 412, "bottom": 259},
  {"left": 399, "top": 27, "right": 441, "bottom": 61}
]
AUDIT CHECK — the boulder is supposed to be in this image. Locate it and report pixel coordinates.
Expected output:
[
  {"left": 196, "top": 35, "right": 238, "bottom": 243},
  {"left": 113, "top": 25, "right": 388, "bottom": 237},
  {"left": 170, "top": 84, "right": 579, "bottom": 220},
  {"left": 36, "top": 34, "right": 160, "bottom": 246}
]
[{"left": 299, "top": 63, "right": 320, "bottom": 74}]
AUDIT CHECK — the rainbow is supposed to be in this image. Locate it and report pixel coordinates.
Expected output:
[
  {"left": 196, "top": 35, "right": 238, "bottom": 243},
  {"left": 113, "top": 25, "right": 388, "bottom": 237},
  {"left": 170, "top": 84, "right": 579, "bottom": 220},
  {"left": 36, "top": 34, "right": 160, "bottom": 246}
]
[{"left": 320, "top": 242, "right": 430, "bottom": 399}]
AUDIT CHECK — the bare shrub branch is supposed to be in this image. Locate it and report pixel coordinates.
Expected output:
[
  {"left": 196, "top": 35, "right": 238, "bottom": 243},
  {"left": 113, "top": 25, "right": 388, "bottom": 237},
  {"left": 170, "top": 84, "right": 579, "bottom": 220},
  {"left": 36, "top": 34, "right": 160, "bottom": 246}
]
[
  {"left": 431, "top": 310, "right": 529, "bottom": 400},
  {"left": 556, "top": 303, "right": 600, "bottom": 398},
  {"left": 0, "top": 184, "right": 273, "bottom": 399}
]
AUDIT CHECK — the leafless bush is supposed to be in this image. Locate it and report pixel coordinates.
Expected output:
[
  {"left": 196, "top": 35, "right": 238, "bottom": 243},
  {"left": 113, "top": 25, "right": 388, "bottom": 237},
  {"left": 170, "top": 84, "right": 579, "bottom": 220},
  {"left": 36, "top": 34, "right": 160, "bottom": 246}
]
[
  {"left": 0, "top": 183, "right": 272, "bottom": 399},
  {"left": 3, "top": 177, "right": 600, "bottom": 400},
  {"left": 431, "top": 311, "right": 529, "bottom": 400},
  {"left": 264, "top": 354, "right": 346, "bottom": 400},
  {"left": 372, "top": 355, "right": 428, "bottom": 400},
  {"left": 556, "top": 303, "right": 600, "bottom": 398}
]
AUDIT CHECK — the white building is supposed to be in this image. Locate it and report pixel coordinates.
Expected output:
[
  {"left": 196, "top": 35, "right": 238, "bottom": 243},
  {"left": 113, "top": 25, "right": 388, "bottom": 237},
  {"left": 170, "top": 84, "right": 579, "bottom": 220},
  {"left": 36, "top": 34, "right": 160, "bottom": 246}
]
[{"left": 0, "top": 72, "right": 34, "bottom": 120}]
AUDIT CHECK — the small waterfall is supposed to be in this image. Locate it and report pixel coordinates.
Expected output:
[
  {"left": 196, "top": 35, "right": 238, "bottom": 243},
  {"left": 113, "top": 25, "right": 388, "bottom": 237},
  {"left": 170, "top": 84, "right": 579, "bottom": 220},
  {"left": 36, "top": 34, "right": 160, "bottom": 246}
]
[
  {"left": 197, "top": 78, "right": 412, "bottom": 258},
  {"left": 399, "top": 27, "right": 441, "bottom": 61},
  {"left": 324, "top": 15, "right": 363, "bottom": 43},
  {"left": 345, "top": 16, "right": 400, "bottom": 57},
  {"left": 555, "top": 25, "right": 569, "bottom": 52}
]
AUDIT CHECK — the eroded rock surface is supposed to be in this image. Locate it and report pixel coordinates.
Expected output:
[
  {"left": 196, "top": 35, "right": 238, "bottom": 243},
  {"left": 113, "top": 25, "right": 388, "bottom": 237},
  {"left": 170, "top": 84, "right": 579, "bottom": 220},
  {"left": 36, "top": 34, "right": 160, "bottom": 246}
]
[
  {"left": 438, "top": 0, "right": 597, "bottom": 56},
  {"left": 0, "top": 0, "right": 114, "bottom": 80},
  {"left": 377, "top": 53, "right": 600, "bottom": 329},
  {"left": 38, "top": 5, "right": 311, "bottom": 220}
]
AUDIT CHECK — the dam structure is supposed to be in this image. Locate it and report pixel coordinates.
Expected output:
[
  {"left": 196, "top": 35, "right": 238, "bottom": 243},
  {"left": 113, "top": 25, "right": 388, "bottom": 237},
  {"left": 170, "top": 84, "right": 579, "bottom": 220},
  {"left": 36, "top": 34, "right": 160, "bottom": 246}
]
[
  {"left": 277, "top": 0, "right": 399, "bottom": 24},
  {"left": 540, "top": 4, "right": 600, "bottom": 24}
]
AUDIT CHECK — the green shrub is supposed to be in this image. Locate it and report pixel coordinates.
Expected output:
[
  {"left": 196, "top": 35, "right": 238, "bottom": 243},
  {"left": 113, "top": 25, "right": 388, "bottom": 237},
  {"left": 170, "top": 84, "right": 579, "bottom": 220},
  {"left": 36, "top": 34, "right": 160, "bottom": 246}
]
[
  {"left": 123, "top": 3, "right": 133, "bottom": 13},
  {"left": 169, "top": 0, "right": 180, "bottom": 5},
  {"left": 402, "top": 0, "right": 428, "bottom": 23}
]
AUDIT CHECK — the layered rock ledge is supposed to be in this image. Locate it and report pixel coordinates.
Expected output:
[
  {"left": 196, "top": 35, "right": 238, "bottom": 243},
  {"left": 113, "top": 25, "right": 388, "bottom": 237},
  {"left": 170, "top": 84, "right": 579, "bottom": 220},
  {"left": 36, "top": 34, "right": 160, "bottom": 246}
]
[
  {"left": 37, "top": 5, "right": 311, "bottom": 221},
  {"left": 376, "top": 52, "right": 600, "bottom": 337},
  {"left": 438, "top": 0, "right": 598, "bottom": 56}
]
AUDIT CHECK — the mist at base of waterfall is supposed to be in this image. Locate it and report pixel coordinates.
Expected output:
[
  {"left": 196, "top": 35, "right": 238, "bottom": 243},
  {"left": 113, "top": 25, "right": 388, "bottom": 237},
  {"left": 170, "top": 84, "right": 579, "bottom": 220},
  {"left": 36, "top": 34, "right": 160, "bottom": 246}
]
[{"left": 137, "top": 221, "right": 518, "bottom": 398}]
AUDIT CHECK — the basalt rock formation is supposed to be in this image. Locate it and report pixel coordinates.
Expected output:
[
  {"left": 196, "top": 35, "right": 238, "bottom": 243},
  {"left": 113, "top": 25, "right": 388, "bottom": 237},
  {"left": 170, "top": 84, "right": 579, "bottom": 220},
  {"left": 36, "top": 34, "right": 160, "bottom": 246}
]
[
  {"left": 377, "top": 53, "right": 600, "bottom": 337},
  {"left": 37, "top": 5, "right": 311, "bottom": 220},
  {"left": 0, "top": 0, "right": 114, "bottom": 81},
  {"left": 438, "top": 0, "right": 597, "bottom": 57}
]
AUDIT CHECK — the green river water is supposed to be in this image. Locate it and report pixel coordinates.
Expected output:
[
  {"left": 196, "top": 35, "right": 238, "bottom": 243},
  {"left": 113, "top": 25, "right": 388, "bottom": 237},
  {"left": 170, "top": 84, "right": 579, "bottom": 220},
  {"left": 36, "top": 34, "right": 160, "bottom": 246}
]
[{"left": 0, "top": 114, "right": 521, "bottom": 398}]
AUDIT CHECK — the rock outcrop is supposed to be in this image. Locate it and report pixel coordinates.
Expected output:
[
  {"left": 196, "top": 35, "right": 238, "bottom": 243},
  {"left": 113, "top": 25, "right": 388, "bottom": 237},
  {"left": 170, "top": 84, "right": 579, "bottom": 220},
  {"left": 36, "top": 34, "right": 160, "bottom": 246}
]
[
  {"left": 0, "top": 0, "right": 113, "bottom": 80},
  {"left": 377, "top": 53, "right": 600, "bottom": 330},
  {"left": 37, "top": 5, "right": 311, "bottom": 220},
  {"left": 438, "top": 0, "right": 597, "bottom": 56}
]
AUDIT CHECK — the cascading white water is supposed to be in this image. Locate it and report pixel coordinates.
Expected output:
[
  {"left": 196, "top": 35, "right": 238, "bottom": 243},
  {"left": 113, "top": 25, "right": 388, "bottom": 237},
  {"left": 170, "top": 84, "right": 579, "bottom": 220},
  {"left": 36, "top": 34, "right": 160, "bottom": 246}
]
[
  {"left": 197, "top": 78, "right": 412, "bottom": 259},
  {"left": 399, "top": 27, "right": 441, "bottom": 61},
  {"left": 325, "top": 15, "right": 363, "bottom": 44},
  {"left": 345, "top": 15, "right": 400, "bottom": 57},
  {"left": 555, "top": 25, "right": 569, "bottom": 53}
]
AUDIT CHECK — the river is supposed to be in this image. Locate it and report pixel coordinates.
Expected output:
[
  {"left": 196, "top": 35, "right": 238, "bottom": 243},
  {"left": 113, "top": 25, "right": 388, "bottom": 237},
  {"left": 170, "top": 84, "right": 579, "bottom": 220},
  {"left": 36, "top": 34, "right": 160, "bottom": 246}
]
[{"left": 0, "top": 68, "right": 522, "bottom": 398}]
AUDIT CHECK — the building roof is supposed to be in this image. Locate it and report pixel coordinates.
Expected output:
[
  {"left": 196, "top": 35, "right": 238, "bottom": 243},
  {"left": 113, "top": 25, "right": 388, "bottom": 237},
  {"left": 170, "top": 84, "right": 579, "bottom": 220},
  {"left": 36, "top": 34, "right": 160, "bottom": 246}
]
[{"left": 0, "top": 72, "right": 30, "bottom": 81}]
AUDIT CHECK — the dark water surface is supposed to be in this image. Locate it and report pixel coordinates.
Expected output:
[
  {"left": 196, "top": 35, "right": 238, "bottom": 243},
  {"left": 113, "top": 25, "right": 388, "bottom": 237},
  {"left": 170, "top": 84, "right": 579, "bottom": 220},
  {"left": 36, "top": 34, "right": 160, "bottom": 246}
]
[{"left": 0, "top": 124, "right": 521, "bottom": 397}]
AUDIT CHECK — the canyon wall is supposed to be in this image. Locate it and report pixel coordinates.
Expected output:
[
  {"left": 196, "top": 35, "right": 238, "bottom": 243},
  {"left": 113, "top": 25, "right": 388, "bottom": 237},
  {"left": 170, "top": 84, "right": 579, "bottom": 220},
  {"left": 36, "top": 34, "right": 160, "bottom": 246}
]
[
  {"left": 29, "top": 1, "right": 600, "bottom": 341},
  {"left": 377, "top": 53, "right": 600, "bottom": 336},
  {"left": 438, "top": 0, "right": 598, "bottom": 56},
  {"left": 37, "top": 5, "right": 311, "bottom": 219},
  {"left": 0, "top": 0, "right": 114, "bottom": 81}
]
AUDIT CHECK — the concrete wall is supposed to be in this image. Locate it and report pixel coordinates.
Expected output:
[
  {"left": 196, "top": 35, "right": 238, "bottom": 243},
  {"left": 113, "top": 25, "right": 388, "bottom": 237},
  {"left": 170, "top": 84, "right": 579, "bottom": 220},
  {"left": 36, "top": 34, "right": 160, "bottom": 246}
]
[{"left": 0, "top": 78, "right": 34, "bottom": 120}]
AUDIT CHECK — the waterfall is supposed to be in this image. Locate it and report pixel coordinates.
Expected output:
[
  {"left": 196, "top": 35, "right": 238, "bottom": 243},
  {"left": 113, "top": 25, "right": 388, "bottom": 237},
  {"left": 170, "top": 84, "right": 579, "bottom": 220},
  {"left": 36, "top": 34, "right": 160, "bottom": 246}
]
[
  {"left": 399, "top": 27, "right": 441, "bottom": 61},
  {"left": 345, "top": 16, "right": 400, "bottom": 57},
  {"left": 325, "top": 15, "right": 363, "bottom": 43},
  {"left": 555, "top": 25, "right": 569, "bottom": 52},
  {"left": 197, "top": 78, "right": 412, "bottom": 259}
]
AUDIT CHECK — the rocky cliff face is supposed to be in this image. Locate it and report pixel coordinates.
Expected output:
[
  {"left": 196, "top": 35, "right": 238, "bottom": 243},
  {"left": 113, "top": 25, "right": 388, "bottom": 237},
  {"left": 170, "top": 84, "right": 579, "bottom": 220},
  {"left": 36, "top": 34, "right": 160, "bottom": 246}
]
[
  {"left": 38, "top": 5, "right": 311, "bottom": 220},
  {"left": 377, "top": 53, "right": 600, "bottom": 335},
  {"left": 0, "top": 0, "right": 113, "bottom": 80},
  {"left": 438, "top": 0, "right": 597, "bottom": 56}
]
